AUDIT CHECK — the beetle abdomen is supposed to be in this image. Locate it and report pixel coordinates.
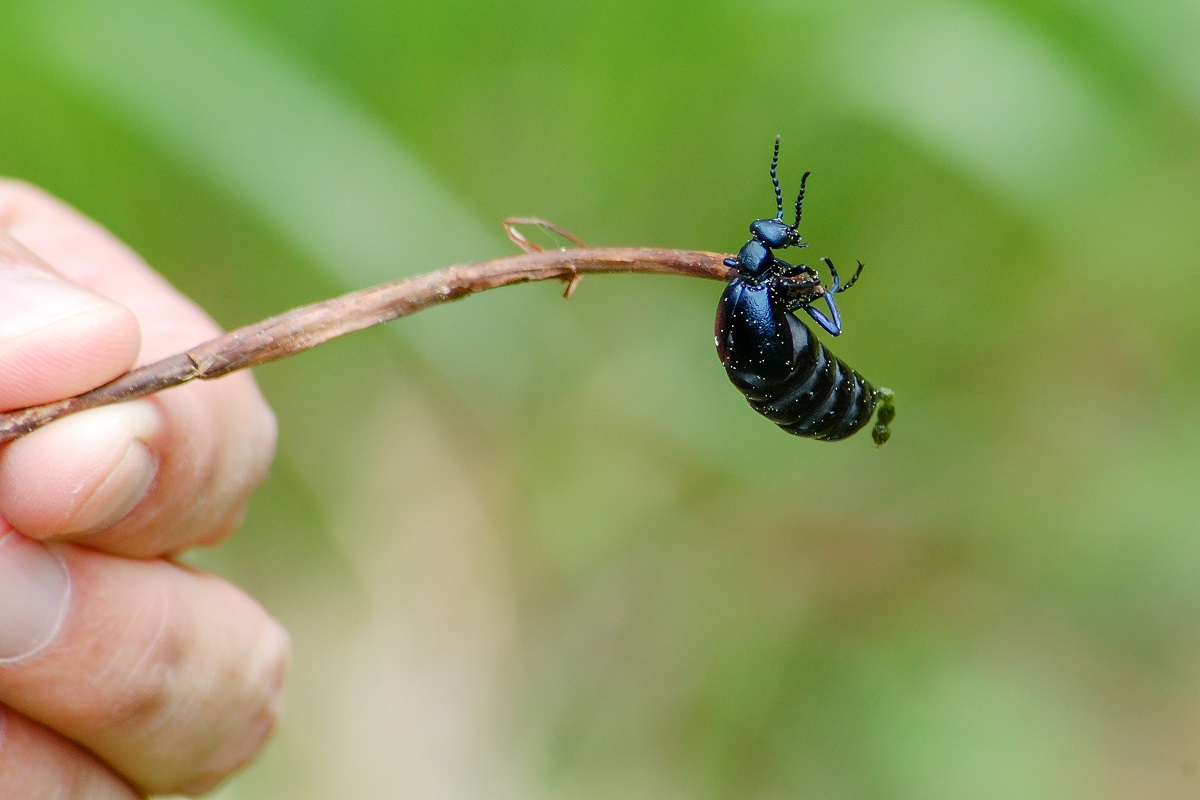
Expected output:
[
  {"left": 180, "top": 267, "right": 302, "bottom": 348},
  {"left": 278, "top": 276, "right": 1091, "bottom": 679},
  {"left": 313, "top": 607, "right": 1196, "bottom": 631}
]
[{"left": 723, "top": 311, "right": 879, "bottom": 441}]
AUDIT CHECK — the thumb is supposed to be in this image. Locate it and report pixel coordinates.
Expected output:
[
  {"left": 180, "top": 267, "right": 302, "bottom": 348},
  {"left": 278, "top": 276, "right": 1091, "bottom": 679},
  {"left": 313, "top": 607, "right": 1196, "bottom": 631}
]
[{"left": 0, "top": 227, "right": 140, "bottom": 411}]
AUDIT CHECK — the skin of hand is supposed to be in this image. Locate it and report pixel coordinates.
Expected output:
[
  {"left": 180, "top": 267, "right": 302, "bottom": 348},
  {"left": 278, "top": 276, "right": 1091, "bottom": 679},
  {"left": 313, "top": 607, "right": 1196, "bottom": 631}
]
[{"left": 0, "top": 181, "right": 290, "bottom": 798}]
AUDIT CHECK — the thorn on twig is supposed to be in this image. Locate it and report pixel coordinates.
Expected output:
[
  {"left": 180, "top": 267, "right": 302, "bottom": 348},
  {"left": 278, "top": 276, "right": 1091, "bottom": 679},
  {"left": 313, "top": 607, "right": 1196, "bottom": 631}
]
[{"left": 502, "top": 216, "right": 587, "bottom": 299}]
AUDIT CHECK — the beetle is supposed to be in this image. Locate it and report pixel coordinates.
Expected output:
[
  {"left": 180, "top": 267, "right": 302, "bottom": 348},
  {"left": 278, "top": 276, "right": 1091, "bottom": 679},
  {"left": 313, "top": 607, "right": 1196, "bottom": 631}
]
[{"left": 715, "top": 136, "right": 894, "bottom": 445}]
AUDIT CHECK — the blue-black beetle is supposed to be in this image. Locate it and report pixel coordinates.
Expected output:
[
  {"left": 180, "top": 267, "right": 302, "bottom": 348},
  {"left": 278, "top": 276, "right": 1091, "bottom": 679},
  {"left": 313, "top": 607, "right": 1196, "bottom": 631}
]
[{"left": 715, "top": 137, "right": 894, "bottom": 445}]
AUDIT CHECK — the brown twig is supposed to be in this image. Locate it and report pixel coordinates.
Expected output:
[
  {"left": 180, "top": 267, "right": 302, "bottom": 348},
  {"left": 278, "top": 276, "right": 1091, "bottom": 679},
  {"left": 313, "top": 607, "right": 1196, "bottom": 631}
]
[{"left": 0, "top": 245, "right": 732, "bottom": 444}]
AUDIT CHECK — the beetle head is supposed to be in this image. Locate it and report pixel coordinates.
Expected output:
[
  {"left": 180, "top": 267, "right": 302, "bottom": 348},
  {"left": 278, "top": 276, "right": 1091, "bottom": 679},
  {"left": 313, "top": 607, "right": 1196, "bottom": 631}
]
[{"left": 750, "top": 218, "right": 801, "bottom": 250}]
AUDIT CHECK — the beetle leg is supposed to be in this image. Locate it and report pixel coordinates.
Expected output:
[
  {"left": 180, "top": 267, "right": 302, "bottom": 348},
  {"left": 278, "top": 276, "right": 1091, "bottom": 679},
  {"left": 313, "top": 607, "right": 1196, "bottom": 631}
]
[
  {"left": 801, "top": 290, "right": 844, "bottom": 336},
  {"left": 790, "top": 257, "right": 857, "bottom": 336},
  {"left": 777, "top": 275, "right": 821, "bottom": 293},
  {"left": 822, "top": 257, "right": 864, "bottom": 294},
  {"left": 777, "top": 276, "right": 827, "bottom": 324},
  {"left": 777, "top": 257, "right": 817, "bottom": 278}
]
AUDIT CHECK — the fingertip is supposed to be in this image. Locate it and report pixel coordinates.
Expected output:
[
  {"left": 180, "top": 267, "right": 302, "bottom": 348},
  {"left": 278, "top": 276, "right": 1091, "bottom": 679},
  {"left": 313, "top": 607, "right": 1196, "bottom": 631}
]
[
  {"left": 0, "top": 305, "right": 141, "bottom": 410},
  {"left": 0, "top": 402, "right": 162, "bottom": 539},
  {"left": 0, "top": 250, "right": 141, "bottom": 409},
  {"left": 0, "top": 531, "right": 71, "bottom": 663},
  {"left": 0, "top": 178, "right": 57, "bottom": 225}
]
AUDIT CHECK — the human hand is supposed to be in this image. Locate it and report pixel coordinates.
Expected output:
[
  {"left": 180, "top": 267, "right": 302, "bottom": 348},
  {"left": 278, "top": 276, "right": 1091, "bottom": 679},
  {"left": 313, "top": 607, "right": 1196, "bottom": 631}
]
[{"left": 0, "top": 182, "right": 289, "bottom": 797}]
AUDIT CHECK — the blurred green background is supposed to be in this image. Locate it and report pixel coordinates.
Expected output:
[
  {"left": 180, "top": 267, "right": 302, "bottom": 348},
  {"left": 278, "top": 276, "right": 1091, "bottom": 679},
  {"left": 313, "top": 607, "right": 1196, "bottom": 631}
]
[{"left": 4, "top": 0, "right": 1200, "bottom": 797}]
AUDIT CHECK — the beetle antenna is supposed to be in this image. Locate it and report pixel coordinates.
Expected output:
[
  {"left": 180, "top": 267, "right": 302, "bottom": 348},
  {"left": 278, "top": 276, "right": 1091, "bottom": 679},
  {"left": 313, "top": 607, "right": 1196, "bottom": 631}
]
[
  {"left": 770, "top": 135, "right": 783, "bottom": 220},
  {"left": 794, "top": 170, "right": 811, "bottom": 229}
]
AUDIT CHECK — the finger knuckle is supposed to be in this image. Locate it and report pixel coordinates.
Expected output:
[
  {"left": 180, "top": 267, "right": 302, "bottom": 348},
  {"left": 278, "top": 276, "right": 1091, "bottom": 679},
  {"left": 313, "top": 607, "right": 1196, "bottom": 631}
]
[
  {"left": 103, "top": 599, "right": 188, "bottom": 735},
  {"left": 254, "top": 617, "right": 292, "bottom": 730},
  {"left": 175, "top": 617, "right": 292, "bottom": 796},
  {"left": 100, "top": 586, "right": 292, "bottom": 795}
]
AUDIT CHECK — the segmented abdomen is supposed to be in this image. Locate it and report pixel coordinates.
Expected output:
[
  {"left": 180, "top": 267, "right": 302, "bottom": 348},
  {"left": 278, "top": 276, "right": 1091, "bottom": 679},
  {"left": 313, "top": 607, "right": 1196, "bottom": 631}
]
[
  {"left": 747, "top": 314, "right": 878, "bottom": 440},
  {"left": 716, "top": 281, "right": 879, "bottom": 441}
]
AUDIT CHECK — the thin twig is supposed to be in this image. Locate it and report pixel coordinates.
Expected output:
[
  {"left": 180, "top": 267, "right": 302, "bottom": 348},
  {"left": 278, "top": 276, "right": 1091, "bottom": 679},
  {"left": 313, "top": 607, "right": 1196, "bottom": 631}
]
[{"left": 0, "top": 246, "right": 732, "bottom": 443}]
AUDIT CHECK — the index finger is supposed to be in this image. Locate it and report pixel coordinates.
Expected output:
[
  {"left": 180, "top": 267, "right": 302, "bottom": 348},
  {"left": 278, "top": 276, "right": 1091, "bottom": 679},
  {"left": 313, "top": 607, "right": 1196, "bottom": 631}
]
[{"left": 0, "top": 181, "right": 276, "bottom": 557}]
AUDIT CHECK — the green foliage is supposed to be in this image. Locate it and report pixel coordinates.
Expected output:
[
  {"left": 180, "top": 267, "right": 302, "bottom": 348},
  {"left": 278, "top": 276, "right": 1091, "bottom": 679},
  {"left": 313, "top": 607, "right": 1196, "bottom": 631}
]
[{"left": 3, "top": 1, "right": 1200, "bottom": 797}]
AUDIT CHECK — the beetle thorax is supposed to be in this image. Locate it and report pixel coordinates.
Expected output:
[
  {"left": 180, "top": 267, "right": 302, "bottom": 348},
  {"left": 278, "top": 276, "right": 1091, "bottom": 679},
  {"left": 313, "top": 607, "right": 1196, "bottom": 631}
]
[{"left": 734, "top": 239, "right": 774, "bottom": 281}]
